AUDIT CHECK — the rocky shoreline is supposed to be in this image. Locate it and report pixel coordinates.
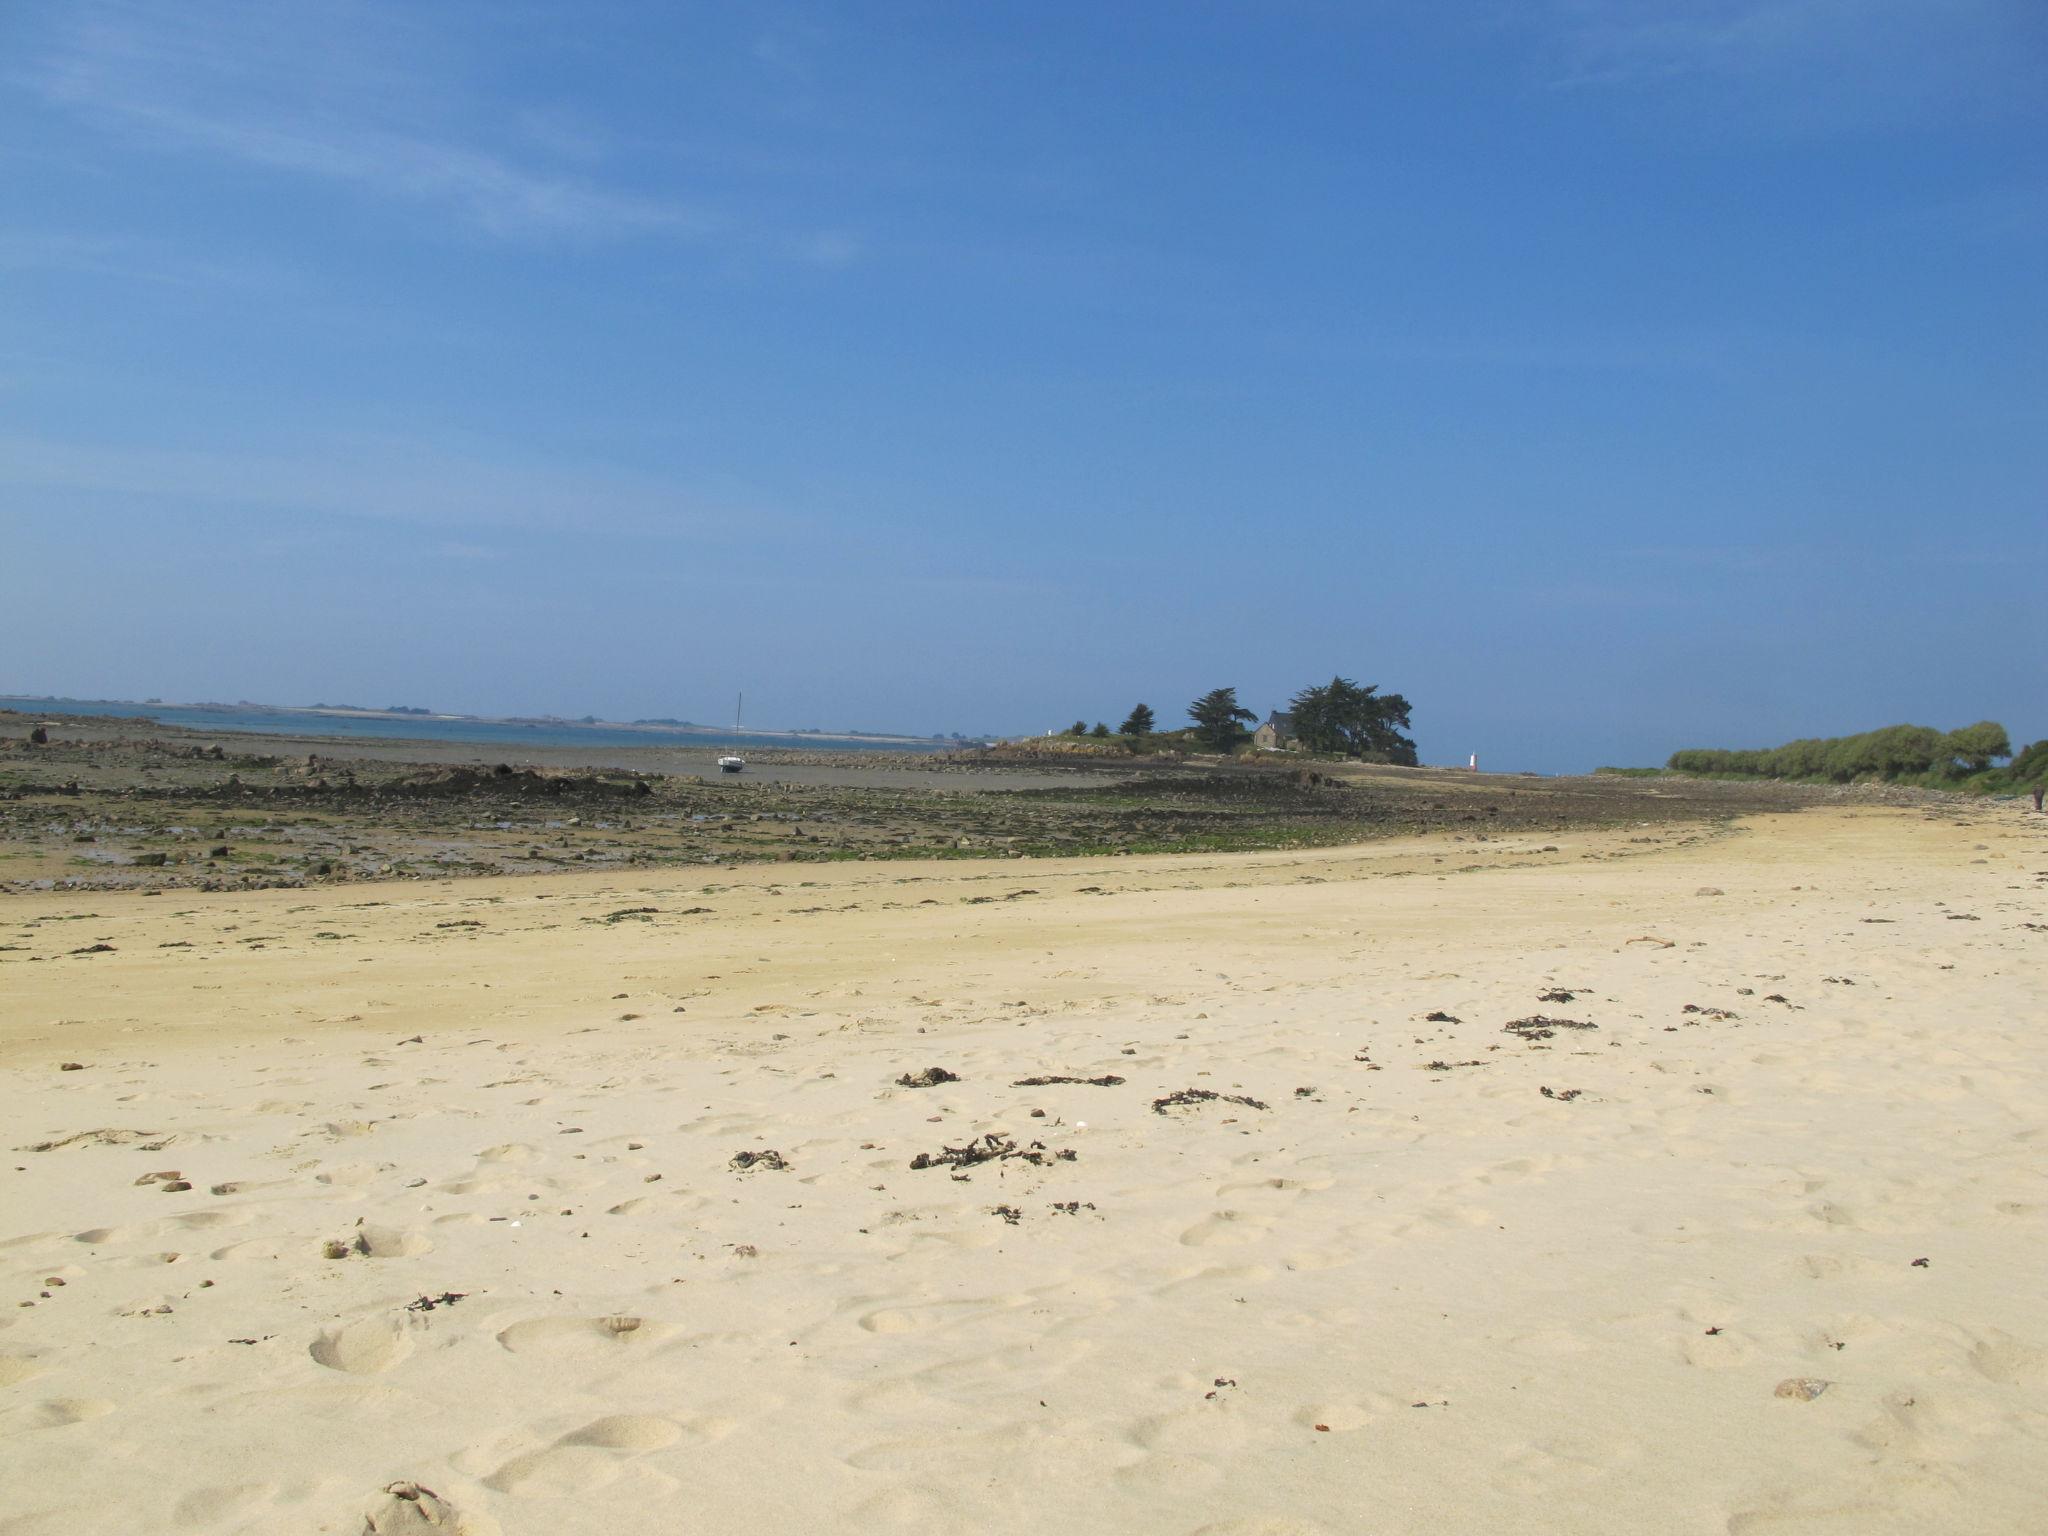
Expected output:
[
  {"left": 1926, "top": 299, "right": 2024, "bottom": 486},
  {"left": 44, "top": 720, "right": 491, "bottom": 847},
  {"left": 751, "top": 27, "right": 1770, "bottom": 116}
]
[{"left": 0, "top": 709, "right": 1973, "bottom": 893}]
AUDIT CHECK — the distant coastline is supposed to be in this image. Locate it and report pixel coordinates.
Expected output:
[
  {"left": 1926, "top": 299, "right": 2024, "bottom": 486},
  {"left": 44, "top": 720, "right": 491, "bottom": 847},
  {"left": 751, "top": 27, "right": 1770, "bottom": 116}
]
[{"left": 0, "top": 695, "right": 967, "bottom": 755}]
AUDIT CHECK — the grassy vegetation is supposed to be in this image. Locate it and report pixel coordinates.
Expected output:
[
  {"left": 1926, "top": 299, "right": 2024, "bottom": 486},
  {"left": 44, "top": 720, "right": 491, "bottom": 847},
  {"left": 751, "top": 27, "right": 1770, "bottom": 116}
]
[{"left": 1649, "top": 723, "right": 2044, "bottom": 794}]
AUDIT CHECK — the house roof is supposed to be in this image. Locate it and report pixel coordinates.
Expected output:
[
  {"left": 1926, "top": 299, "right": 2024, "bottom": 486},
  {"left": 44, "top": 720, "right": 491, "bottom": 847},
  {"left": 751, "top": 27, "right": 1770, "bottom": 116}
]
[{"left": 1262, "top": 711, "right": 1296, "bottom": 730}]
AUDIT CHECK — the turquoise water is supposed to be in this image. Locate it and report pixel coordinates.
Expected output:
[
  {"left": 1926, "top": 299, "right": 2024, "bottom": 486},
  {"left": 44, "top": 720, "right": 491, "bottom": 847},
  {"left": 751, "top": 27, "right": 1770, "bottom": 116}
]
[{"left": 2, "top": 697, "right": 956, "bottom": 754}]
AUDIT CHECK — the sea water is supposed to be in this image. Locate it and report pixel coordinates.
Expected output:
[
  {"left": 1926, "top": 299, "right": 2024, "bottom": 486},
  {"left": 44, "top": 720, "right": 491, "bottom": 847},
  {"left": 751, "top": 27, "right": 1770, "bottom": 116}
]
[{"left": 2, "top": 698, "right": 956, "bottom": 755}]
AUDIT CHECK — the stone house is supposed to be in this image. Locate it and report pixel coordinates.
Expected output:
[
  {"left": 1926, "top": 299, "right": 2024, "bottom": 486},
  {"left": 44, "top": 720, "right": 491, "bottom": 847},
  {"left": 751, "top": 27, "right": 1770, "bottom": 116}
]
[{"left": 1252, "top": 711, "right": 1299, "bottom": 751}]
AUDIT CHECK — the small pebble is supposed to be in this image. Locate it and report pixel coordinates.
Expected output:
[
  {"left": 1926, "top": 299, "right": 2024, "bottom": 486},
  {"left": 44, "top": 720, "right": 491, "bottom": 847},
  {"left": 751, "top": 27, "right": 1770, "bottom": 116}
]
[{"left": 1774, "top": 1377, "right": 1830, "bottom": 1402}]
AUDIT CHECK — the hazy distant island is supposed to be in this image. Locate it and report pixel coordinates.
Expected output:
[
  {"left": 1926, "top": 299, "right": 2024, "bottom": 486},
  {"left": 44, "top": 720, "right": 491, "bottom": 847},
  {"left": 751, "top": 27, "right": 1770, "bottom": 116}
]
[{"left": 0, "top": 694, "right": 979, "bottom": 750}]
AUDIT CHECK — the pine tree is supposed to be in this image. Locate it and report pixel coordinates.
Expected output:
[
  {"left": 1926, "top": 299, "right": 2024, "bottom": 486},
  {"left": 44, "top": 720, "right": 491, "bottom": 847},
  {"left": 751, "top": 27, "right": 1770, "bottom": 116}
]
[{"left": 1187, "top": 687, "right": 1256, "bottom": 753}]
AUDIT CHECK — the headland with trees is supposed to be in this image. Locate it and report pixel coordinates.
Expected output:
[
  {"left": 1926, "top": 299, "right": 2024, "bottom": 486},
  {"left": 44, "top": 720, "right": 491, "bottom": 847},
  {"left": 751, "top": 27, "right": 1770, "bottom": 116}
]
[{"left": 1054, "top": 676, "right": 1418, "bottom": 764}]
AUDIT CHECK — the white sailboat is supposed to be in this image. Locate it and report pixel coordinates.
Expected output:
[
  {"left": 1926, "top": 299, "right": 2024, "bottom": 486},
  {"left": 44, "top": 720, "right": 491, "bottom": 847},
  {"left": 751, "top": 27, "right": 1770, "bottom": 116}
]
[{"left": 718, "top": 693, "right": 746, "bottom": 773}]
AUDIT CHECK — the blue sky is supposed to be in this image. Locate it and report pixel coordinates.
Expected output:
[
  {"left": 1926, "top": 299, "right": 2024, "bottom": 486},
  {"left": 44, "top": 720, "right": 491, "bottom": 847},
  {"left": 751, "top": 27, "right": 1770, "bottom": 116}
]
[{"left": 3, "top": 1, "right": 2043, "bottom": 770}]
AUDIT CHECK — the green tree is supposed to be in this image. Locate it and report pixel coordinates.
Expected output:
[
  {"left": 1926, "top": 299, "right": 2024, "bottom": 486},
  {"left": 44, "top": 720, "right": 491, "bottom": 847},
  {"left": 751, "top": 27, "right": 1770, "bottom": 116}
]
[
  {"left": 2009, "top": 740, "right": 2048, "bottom": 783},
  {"left": 1091, "top": 722, "right": 1111, "bottom": 738},
  {"left": 1287, "top": 676, "right": 1417, "bottom": 763},
  {"left": 1669, "top": 721, "right": 2012, "bottom": 782},
  {"left": 1188, "top": 687, "right": 1256, "bottom": 753},
  {"left": 1943, "top": 721, "right": 2012, "bottom": 773},
  {"left": 1068, "top": 720, "right": 1089, "bottom": 737},
  {"left": 1119, "top": 702, "right": 1156, "bottom": 737}
]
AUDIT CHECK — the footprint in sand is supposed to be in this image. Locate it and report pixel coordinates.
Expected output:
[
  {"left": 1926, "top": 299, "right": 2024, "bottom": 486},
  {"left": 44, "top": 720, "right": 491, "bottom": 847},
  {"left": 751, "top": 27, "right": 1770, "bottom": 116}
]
[
  {"left": 31, "top": 1395, "right": 113, "bottom": 1426},
  {"left": 1724, "top": 1500, "right": 1890, "bottom": 1533},
  {"left": 563, "top": 1415, "right": 684, "bottom": 1451},
  {"left": 1290, "top": 1398, "right": 1389, "bottom": 1432},
  {"left": 1968, "top": 1329, "right": 2048, "bottom": 1385},
  {"left": 1159, "top": 1262, "right": 1276, "bottom": 1296},
  {"left": 1111, "top": 1450, "right": 1224, "bottom": 1497},
  {"left": 310, "top": 1316, "right": 414, "bottom": 1375},
  {"left": 322, "top": 1225, "right": 433, "bottom": 1259},
  {"left": 313, "top": 1160, "right": 384, "bottom": 1185},
  {"left": 1275, "top": 1246, "right": 1353, "bottom": 1273},
  {"left": 1495, "top": 1434, "right": 1637, "bottom": 1493},
  {"left": 210, "top": 1238, "right": 290, "bottom": 1261},
  {"left": 1179, "top": 1210, "right": 1273, "bottom": 1247},
  {"left": 0, "top": 1354, "right": 48, "bottom": 1387},
  {"left": 170, "top": 1209, "right": 251, "bottom": 1231},
  {"left": 1127, "top": 1409, "right": 1257, "bottom": 1458},
  {"left": 152, "top": 1482, "right": 281, "bottom": 1529},
  {"left": 1850, "top": 1388, "right": 2006, "bottom": 1461},
  {"left": 495, "top": 1315, "right": 675, "bottom": 1355},
  {"left": 440, "top": 1177, "right": 515, "bottom": 1196},
  {"left": 1469, "top": 1153, "right": 1577, "bottom": 1187},
  {"left": 1802, "top": 1200, "right": 1862, "bottom": 1230},
  {"left": 856, "top": 1309, "right": 924, "bottom": 1334},
  {"left": 1216, "top": 1173, "right": 1335, "bottom": 1197},
  {"left": 1504, "top": 1328, "right": 1596, "bottom": 1359},
  {"left": 848, "top": 1484, "right": 968, "bottom": 1527},
  {"left": 1682, "top": 1329, "right": 1757, "bottom": 1369},
  {"left": 483, "top": 1415, "right": 681, "bottom": 1496},
  {"left": 1392, "top": 1203, "right": 1495, "bottom": 1235},
  {"left": 855, "top": 1296, "right": 1029, "bottom": 1335},
  {"left": 1793, "top": 1253, "right": 1889, "bottom": 1281}
]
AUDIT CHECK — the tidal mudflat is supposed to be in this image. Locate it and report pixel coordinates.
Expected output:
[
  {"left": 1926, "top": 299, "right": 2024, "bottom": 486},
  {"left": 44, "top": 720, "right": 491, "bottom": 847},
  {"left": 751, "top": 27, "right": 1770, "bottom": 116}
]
[{"left": 4, "top": 710, "right": 1861, "bottom": 893}]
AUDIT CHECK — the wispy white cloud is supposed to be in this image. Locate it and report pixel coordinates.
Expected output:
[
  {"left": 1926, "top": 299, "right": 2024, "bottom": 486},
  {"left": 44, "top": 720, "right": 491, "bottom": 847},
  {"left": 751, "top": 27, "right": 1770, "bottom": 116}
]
[{"left": 28, "top": 0, "right": 708, "bottom": 240}]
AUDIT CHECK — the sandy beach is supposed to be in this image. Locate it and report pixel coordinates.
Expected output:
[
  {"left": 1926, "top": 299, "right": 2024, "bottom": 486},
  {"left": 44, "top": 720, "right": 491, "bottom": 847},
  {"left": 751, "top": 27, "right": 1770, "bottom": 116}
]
[{"left": 3, "top": 804, "right": 2044, "bottom": 1534}]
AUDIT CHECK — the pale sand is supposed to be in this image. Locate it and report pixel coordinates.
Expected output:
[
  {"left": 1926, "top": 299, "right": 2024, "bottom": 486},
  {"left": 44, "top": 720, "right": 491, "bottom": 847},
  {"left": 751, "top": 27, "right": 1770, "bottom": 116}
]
[{"left": 2, "top": 807, "right": 2044, "bottom": 1535}]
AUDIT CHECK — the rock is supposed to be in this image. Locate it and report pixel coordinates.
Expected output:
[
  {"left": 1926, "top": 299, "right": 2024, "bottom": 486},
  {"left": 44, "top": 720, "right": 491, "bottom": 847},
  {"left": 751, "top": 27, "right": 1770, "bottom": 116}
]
[
  {"left": 1773, "top": 1377, "right": 1830, "bottom": 1401},
  {"left": 362, "top": 1480, "right": 500, "bottom": 1535},
  {"left": 1695, "top": 886, "right": 1724, "bottom": 896},
  {"left": 896, "top": 1067, "right": 961, "bottom": 1088}
]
